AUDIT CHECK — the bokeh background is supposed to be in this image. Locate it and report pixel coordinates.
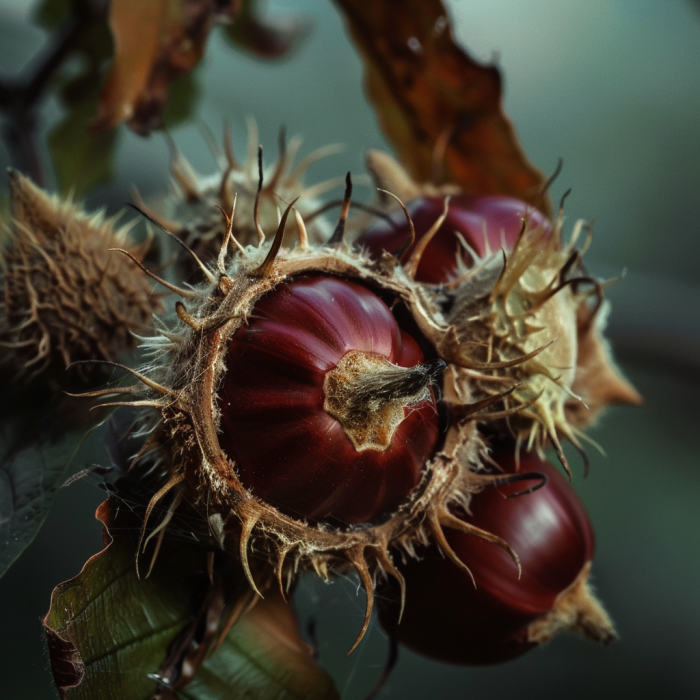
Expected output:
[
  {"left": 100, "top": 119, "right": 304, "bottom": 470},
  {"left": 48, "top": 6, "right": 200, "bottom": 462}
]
[{"left": 1, "top": 0, "right": 699, "bottom": 698}]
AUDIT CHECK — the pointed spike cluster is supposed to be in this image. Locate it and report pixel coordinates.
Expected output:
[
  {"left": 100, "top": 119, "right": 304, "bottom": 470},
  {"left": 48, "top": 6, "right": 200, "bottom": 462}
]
[
  {"left": 144, "top": 489, "right": 184, "bottom": 578},
  {"left": 450, "top": 384, "right": 519, "bottom": 422},
  {"left": 136, "top": 473, "right": 185, "bottom": 578},
  {"left": 127, "top": 204, "right": 216, "bottom": 284},
  {"left": 376, "top": 549, "right": 406, "bottom": 624},
  {"left": 439, "top": 511, "right": 522, "bottom": 579},
  {"left": 428, "top": 511, "right": 476, "bottom": 589}
]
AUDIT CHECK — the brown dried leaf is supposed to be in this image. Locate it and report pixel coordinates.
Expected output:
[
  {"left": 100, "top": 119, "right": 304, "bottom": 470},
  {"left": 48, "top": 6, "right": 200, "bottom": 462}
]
[
  {"left": 333, "top": 0, "right": 551, "bottom": 215},
  {"left": 92, "top": 0, "right": 238, "bottom": 135}
]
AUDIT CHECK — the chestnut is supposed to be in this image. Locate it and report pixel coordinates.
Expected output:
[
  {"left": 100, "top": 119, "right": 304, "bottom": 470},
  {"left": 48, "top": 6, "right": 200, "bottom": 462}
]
[
  {"left": 379, "top": 447, "right": 615, "bottom": 664},
  {"left": 218, "top": 275, "right": 441, "bottom": 525},
  {"left": 356, "top": 195, "right": 551, "bottom": 283}
]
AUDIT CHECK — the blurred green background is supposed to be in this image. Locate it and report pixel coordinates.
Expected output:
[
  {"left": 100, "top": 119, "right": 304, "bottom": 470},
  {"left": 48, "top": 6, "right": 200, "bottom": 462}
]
[{"left": 1, "top": 0, "right": 699, "bottom": 698}]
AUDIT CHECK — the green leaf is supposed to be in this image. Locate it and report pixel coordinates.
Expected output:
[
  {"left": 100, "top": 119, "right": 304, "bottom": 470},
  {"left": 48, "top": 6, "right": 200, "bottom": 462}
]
[
  {"left": 49, "top": 93, "right": 118, "bottom": 198},
  {"left": 181, "top": 588, "right": 340, "bottom": 700},
  {"left": 44, "top": 502, "right": 339, "bottom": 700},
  {"left": 0, "top": 391, "right": 107, "bottom": 579},
  {"left": 34, "top": 0, "right": 71, "bottom": 29},
  {"left": 45, "top": 9, "right": 117, "bottom": 197},
  {"left": 161, "top": 71, "right": 200, "bottom": 129}
]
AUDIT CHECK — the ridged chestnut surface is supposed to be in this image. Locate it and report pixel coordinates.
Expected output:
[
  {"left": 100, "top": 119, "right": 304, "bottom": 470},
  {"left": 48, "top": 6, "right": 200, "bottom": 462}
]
[
  {"left": 218, "top": 275, "right": 440, "bottom": 525},
  {"left": 356, "top": 195, "right": 552, "bottom": 283},
  {"left": 380, "top": 448, "right": 613, "bottom": 664}
]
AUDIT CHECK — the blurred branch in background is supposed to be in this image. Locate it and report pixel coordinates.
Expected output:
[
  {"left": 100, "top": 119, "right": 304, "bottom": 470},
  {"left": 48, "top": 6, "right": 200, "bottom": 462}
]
[
  {"left": 0, "top": 0, "right": 308, "bottom": 197},
  {"left": 0, "top": 0, "right": 107, "bottom": 185}
]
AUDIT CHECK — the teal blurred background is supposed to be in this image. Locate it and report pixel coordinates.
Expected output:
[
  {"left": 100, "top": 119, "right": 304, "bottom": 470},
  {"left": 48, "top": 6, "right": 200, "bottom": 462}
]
[{"left": 1, "top": 0, "right": 699, "bottom": 697}]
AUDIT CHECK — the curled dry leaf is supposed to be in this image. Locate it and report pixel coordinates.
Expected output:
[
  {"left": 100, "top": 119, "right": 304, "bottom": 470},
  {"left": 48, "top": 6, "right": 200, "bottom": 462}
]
[
  {"left": 92, "top": 0, "right": 239, "bottom": 136},
  {"left": 333, "top": 0, "right": 551, "bottom": 215}
]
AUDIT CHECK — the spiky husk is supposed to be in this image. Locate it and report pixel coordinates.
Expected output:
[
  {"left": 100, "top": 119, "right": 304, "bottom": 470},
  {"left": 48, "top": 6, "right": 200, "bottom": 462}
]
[
  {"left": 103, "top": 202, "right": 552, "bottom": 651},
  {"left": 0, "top": 172, "right": 163, "bottom": 378},
  {"left": 90, "top": 155, "right": 638, "bottom": 651},
  {"left": 135, "top": 124, "right": 340, "bottom": 271},
  {"left": 363, "top": 151, "right": 642, "bottom": 473}
]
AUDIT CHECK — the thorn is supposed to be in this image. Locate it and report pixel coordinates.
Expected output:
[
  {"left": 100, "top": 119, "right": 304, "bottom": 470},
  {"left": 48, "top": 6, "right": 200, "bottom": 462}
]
[
  {"left": 380, "top": 189, "right": 415, "bottom": 260},
  {"left": 66, "top": 360, "right": 172, "bottom": 395},
  {"left": 239, "top": 515, "right": 264, "bottom": 598},
  {"left": 439, "top": 511, "right": 522, "bottom": 579},
  {"left": 454, "top": 340, "right": 556, "bottom": 371},
  {"left": 429, "top": 512, "right": 476, "bottom": 588},
  {"left": 252, "top": 197, "right": 299, "bottom": 278},
  {"left": 109, "top": 248, "right": 198, "bottom": 298},
  {"left": 346, "top": 547, "right": 374, "bottom": 655},
  {"left": 175, "top": 301, "right": 203, "bottom": 331},
  {"left": 540, "top": 157, "right": 563, "bottom": 201},
  {"left": 127, "top": 204, "right": 216, "bottom": 284},
  {"left": 327, "top": 172, "right": 352, "bottom": 245},
  {"left": 294, "top": 209, "right": 309, "bottom": 251},
  {"left": 254, "top": 145, "right": 265, "bottom": 245},
  {"left": 266, "top": 125, "right": 287, "bottom": 192},
  {"left": 404, "top": 196, "right": 450, "bottom": 279},
  {"left": 135, "top": 473, "right": 185, "bottom": 578},
  {"left": 223, "top": 121, "right": 237, "bottom": 169}
]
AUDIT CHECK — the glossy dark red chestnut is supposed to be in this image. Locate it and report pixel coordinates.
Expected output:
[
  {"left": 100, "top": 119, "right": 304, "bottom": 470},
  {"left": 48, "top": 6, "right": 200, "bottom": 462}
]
[
  {"left": 356, "top": 195, "right": 552, "bottom": 283},
  {"left": 380, "top": 448, "right": 612, "bottom": 665},
  {"left": 218, "top": 275, "right": 440, "bottom": 525}
]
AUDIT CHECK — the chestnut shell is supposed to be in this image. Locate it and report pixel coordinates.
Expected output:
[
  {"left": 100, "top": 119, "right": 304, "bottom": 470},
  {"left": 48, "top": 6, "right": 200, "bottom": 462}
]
[
  {"left": 380, "top": 448, "right": 594, "bottom": 664},
  {"left": 356, "top": 195, "right": 552, "bottom": 283},
  {"left": 218, "top": 275, "right": 440, "bottom": 525}
]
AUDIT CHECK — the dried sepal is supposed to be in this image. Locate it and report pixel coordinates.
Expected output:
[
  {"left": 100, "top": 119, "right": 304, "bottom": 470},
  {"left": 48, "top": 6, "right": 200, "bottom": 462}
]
[
  {"left": 0, "top": 172, "right": 163, "bottom": 379},
  {"left": 565, "top": 302, "right": 643, "bottom": 429}
]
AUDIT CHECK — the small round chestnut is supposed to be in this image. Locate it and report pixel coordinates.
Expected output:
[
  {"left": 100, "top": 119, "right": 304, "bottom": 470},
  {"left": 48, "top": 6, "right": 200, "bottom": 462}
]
[
  {"left": 217, "top": 275, "right": 441, "bottom": 525},
  {"left": 379, "top": 447, "right": 615, "bottom": 664},
  {"left": 356, "top": 195, "right": 552, "bottom": 283}
]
